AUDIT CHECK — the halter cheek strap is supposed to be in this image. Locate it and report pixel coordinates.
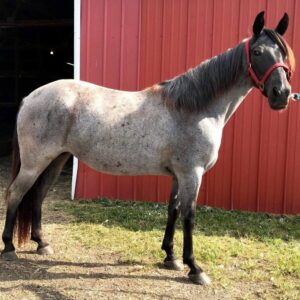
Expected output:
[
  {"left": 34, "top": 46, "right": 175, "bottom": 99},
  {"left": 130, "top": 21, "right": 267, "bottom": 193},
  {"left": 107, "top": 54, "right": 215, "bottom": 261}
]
[{"left": 244, "top": 38, "right": 291, "bottom": 93}]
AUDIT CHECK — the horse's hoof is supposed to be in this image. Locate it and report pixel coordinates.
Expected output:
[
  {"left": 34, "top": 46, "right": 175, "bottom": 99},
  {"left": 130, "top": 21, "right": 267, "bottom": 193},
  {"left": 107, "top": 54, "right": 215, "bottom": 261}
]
[
  {"left": 37, "top": 245, "right": 54, "bottom": 255},
  {"left": 1, "top": 251, "right": 18, "bottom": 261},
  {"left": 188, "top": 272, "right": 211, "bottom": 285},
  {"left": 163, "top": 259, "right": 184, "bottom": 271}
]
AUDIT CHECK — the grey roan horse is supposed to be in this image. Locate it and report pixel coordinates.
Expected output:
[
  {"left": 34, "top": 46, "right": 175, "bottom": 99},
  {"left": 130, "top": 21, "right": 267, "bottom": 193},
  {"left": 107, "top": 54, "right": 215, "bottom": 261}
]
[{"left": 1, "top": 12, "right": 296, "bottom": 285}]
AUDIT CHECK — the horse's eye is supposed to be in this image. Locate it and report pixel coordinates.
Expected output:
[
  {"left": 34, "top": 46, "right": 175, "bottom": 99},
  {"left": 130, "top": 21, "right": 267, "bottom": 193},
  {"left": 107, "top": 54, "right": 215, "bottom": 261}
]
[{"left": 253, "top": 49, "right": 262, "bottom": 56}]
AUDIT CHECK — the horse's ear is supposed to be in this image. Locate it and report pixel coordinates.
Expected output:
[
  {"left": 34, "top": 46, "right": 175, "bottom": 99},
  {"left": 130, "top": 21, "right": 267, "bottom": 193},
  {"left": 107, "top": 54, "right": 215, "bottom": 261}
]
[
  {"left": 275, "top": 13, "right": 289, "bottom": 35},
  {"left": 253, "top": 11, "right": 265, "bottom": 35}
]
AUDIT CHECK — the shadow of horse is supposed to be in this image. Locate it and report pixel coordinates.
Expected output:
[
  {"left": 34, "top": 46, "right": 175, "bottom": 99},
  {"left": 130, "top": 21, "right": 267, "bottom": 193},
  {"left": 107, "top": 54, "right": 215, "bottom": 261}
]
[
  {"left": 0, "top": 257, "right": 193, "bottom": 299},
  {"left": 0, "top": 257, "right": 190, "bottom": 283}
]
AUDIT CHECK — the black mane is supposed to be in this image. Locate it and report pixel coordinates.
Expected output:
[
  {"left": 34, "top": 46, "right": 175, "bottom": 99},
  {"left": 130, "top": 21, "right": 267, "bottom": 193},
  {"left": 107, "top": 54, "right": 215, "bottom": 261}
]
[{"left": 159, "top": 42, "right": 246, "bottom": 113}]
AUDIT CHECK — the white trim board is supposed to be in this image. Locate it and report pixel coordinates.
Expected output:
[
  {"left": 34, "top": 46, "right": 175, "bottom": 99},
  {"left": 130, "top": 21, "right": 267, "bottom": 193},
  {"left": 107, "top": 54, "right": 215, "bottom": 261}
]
[{"left": 71, "top": 0, "right": 81, "bottom": 200}]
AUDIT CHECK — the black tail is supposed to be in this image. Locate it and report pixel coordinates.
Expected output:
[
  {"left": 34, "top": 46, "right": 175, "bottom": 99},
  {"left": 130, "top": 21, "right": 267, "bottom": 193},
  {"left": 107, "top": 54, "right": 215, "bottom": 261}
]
[
  {"left": 15, "top": 183, "right": 35, "bottom": 246},
  {"left": 5, "top": 128, "right": 33, "bottom": 245},
  {"left": 6, "top": 128, "right": 21, "bottom": 193}
]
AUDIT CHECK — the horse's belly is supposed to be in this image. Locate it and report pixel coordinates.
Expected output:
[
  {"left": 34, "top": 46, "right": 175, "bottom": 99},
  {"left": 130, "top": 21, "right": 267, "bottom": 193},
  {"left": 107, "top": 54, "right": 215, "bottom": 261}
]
[
  {"left": 62, "top": 85, "right": 175, "bottom": 175},
  {"left": 71, "top": 137, "right": 170, "bottom": 176},
  {"left": 77, "top": 154, "right": 168, "bottom": 176}
]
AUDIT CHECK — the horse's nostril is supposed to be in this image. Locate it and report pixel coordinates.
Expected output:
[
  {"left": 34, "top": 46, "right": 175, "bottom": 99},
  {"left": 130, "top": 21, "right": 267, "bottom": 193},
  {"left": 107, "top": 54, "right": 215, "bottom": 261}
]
[{"left": 273, "top": 87, "right": 280, "bottom": 96}]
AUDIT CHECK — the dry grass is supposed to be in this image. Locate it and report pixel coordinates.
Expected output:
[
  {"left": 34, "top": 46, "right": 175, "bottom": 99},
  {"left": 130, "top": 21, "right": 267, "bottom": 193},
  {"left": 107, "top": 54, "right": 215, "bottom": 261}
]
[{"left": 0, "top": 156, "right": 299, "bottom": 300}]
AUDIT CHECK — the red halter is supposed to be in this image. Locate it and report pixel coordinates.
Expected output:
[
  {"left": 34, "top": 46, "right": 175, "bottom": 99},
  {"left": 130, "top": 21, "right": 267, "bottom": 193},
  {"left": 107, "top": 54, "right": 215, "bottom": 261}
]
[{"left": 244, "top": 38, "right": 291, "bottom": 93}]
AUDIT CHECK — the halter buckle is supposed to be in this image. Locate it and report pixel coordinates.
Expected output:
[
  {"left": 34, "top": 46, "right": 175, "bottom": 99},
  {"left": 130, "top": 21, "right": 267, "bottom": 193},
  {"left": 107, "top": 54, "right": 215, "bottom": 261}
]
[{"left": 258, "top": 83, "right": 264, "bottom": 91}]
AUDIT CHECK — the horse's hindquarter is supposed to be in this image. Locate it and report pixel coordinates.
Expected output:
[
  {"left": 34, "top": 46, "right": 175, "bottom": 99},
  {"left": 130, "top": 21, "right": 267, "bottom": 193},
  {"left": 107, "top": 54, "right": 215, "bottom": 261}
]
[{"left": 65, "top": 82, "right": 175, "bottom": 176}]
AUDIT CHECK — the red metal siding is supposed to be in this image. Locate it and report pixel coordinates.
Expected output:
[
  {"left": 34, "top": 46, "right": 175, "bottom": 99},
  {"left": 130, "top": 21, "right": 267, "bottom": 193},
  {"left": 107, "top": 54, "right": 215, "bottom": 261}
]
[{"left": 76, "top": 0, "right": 300, "bottom": 214}]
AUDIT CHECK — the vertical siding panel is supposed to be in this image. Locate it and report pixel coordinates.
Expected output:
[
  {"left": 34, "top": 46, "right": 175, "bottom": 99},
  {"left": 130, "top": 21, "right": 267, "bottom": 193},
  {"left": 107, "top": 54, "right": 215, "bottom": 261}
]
[
  {"left": 139, "top": 0, "right": 164, "bottom": 87},
  {"left": 284, "top": 0, "right": 300, "bottom": 214},
  {"left": 274, "top": 0, "right": 295, "bottom": 213},
  {"left": 160, "top": 0, "right": 188, "bottom": 79}
]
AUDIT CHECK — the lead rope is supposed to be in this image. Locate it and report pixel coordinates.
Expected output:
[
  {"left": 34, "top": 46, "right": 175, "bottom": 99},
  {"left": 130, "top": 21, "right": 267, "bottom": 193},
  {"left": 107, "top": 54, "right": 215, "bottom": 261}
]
[{"left": 293, "top": 93, "right": 300, "bottom": 100}]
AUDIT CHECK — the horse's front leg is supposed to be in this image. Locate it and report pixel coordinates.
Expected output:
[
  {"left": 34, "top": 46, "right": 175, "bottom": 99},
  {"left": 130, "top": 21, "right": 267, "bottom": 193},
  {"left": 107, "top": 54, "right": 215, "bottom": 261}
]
[{"left": 178, "top": 168, "right": 211, "bottom": 285}]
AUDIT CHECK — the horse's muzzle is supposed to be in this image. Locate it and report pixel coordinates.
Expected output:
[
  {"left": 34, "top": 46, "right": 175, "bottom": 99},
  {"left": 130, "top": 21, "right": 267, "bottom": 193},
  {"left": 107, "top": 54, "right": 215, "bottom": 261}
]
[{"left": 268, "top": 87, "right": 291, "bottom": 110}]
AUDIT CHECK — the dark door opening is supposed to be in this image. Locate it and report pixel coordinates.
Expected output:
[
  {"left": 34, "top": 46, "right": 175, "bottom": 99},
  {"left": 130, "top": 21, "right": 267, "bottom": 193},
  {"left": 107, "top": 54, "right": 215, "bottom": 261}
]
[{"left": 0, "top": 0, "right": 74, "bottom": 156}]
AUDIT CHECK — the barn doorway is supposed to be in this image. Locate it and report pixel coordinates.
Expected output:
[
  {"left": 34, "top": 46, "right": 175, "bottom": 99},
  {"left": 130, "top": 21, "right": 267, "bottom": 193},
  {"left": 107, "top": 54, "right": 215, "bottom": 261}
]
[{"left": 0, "top": 0, "right": 74, "bottom": 156}]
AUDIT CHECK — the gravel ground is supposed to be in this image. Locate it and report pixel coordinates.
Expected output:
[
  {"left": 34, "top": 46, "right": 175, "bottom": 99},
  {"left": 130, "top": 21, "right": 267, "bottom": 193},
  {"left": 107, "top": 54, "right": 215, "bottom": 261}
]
[{"left": 0, "top": 156, "right": 270, "bottom": 300}]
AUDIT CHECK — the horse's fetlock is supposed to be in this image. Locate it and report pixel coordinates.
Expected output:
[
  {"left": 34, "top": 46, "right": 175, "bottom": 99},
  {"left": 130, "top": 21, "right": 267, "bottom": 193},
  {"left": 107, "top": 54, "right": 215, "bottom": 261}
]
[
  {"left": 2, "top": 235, "right": 12, "bottom": 244},
  {"left": 162, "top": 240, "right": 173, "bottom": 250},
  {"left": 2, "top": 242, "right": 15, "bottom": 253},
  {"left": 183, "top": 254, "right": 195, "bottom": 265}
]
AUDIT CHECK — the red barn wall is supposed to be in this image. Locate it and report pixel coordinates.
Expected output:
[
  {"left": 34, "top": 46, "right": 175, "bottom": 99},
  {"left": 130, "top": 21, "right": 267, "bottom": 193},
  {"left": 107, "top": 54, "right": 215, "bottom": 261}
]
[{"left": 76, "top": 0, "right": 300, "bottom": 214}]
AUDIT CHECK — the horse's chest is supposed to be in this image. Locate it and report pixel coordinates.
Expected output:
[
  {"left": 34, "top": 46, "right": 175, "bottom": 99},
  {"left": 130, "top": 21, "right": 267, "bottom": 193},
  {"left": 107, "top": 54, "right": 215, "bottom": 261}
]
[{"left": 194, "top": 127, "right": 223, "bottom": 171}]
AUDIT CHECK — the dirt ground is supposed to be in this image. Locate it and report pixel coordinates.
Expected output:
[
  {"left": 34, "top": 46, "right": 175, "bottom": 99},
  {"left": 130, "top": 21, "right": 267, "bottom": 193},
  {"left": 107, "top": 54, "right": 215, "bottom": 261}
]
[{"left": 0, "top": 156, "right": 273, "bottom": 300}]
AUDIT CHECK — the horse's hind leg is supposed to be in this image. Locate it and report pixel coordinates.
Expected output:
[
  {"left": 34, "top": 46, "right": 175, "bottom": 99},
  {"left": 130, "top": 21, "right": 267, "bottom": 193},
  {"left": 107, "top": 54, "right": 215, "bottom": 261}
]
[
  {"left": 31, "top": 153, "right": 71, "bottom": 255},
  {"left": 161, "top": 177, "right": 183, "bottom": 271},
  {"left": 1, "top": 166, "right": 43, "bottom": 260}
]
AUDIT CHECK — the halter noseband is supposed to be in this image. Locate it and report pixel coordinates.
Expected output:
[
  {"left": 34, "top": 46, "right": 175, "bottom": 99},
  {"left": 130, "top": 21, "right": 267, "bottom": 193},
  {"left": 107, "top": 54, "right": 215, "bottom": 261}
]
[{"left": 244, "top": 38, "right": 292, "bottom": 94}]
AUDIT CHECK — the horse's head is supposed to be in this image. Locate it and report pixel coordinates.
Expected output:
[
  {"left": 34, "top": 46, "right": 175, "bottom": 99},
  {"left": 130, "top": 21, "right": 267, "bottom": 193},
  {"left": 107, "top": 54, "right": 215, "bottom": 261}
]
[{"left": 247, "top": 11, "right": 295, "bottom": 110}]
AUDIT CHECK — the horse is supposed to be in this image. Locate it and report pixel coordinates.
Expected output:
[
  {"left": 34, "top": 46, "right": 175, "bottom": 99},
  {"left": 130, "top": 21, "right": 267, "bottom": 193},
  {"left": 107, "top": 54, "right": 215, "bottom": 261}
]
[{"left": 1, "top": 11, "right": 296, "bottom": 285}]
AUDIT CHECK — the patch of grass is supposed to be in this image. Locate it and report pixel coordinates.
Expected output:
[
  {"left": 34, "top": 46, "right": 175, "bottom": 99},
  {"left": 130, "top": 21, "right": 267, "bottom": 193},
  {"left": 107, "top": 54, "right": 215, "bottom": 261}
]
[
  {"left": 57, "top": 198, "right": 300, "bottom": 240},
  {"left": 54, "top": 199, "right": 300, "bottom": 299}
]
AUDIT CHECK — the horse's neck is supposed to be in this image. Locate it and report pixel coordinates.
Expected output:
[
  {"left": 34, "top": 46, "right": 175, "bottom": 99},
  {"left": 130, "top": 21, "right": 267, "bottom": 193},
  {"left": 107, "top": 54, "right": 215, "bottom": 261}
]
[
  {"left": 206, "top": 73, "right": 253, "bottom": 126},
  {"left": 198, "top": 42, "right": 253, "bottom": 125},
  {"left": 218, "top": 80, "right": 252, "bottom": 125}
]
